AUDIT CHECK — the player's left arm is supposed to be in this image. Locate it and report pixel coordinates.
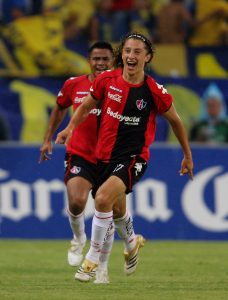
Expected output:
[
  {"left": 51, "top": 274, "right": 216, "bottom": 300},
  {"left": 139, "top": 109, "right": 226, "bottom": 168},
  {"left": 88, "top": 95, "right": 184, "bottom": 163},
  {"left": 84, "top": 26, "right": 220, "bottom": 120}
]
[{"left": 163, "top": 103, "right": 194, "bottom": 180}]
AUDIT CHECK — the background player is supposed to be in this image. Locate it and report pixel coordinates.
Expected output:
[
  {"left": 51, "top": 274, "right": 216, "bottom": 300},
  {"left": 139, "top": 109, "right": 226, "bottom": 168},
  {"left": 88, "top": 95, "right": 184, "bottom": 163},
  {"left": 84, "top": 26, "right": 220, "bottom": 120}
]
[{"left": 39, "top": 41, "right": 114, "bottom": 284}]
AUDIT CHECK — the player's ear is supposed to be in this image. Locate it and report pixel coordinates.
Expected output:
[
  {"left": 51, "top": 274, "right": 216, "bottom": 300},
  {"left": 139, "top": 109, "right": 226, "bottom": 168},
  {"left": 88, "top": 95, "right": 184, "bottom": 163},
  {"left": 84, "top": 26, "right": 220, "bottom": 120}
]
[{"left": 145, "top": 53, "right": 152, "bottom": 63}]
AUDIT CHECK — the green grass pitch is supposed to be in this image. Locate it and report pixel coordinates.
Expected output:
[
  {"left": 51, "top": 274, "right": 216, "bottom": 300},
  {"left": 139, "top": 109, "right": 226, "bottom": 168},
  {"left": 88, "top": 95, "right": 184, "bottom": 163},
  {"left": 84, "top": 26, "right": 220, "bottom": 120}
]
[{"left": 0, "top": 240, "right": 228, "bottom": 300}]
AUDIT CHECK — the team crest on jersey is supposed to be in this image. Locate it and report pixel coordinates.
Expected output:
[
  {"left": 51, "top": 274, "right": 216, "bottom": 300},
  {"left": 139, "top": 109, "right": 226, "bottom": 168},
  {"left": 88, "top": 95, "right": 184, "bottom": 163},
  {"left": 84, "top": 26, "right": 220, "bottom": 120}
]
[
  {"left": 136, "top": 99, "right": 147, "bottom": 110},
  {"left": 70, "top": 166, "right": 81, "bottom": 174}
]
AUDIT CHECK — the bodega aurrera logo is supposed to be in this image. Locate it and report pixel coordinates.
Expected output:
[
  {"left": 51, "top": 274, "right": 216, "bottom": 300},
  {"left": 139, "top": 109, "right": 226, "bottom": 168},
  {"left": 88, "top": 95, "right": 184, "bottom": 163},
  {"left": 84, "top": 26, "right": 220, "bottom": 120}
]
[{"left": 107, "top": 107, "right": 140, "bottom": 125}]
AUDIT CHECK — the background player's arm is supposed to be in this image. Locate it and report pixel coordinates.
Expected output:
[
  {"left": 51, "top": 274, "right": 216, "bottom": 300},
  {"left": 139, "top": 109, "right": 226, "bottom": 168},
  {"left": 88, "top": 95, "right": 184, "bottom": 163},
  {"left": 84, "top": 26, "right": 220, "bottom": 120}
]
[
  {"left": 163, "top": 104, "right": 193, "bottom": 179},
  {"left": 55, "top": 94, "right": 97, "bottom": 145},
  {"left": 39, "top": 104, "right": 68, "bottom": 162}
]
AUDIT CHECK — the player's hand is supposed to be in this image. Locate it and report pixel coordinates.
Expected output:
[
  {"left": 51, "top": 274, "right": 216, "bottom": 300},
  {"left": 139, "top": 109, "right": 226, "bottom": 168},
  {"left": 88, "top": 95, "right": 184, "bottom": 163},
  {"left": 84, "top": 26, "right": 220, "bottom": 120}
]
[
  {"left": 39, "top": 141, "right": 52, "bottom": 163},
  {"left": 179, "top": 156, "right": 194, "bottom": 180},
  {"left": 55, "top": 127, "right": 72, "bottom": 146}
]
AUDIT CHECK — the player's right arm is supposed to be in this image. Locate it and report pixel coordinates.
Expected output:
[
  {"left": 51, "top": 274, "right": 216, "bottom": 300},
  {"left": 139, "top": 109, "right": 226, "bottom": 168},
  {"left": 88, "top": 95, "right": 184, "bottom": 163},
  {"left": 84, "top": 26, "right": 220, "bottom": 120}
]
[
  {"left": 55, "top": 94, "right": 97, "bottom": 145},
  {"left": 39, "top": 104, "right": 67, "bottom": 162}
]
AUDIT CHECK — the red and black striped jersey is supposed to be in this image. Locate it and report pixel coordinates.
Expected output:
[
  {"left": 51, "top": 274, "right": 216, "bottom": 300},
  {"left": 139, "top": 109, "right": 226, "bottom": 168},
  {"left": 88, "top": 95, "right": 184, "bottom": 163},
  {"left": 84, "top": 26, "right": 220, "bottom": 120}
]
[
  {"left": 90, "top": 68, "right": 173, "bottom": 163},
  {"left": 57, "top": 75, "right": 99, "bottom": 164}
]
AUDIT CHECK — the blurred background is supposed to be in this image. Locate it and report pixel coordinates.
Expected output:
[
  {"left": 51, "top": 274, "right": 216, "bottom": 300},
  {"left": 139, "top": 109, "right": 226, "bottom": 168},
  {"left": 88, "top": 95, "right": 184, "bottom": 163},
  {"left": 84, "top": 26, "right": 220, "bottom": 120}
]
[{"left": 0, "top": 0, "right": 228, "bottom": 240}]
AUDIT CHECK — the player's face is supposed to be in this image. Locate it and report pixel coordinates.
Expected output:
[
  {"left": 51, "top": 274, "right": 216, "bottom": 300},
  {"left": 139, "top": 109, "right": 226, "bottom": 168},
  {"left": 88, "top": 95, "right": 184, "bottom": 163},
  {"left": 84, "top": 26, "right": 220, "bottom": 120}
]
[
  {"left": 89, "top": 48, "right": 113, "bottom": 77},
  {"left": 122, "top": 39, "right": 151, "bottom": 75}
]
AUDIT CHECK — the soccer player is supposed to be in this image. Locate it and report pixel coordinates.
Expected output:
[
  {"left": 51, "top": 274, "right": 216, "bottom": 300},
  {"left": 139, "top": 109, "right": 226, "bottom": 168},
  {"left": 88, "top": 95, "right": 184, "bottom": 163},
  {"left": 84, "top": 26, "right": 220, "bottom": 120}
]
[
  {"left": 39, "top": 41, "right": 115, "bottom": 284},
  {"left": 55, "top": 33, "right": 194, "bottom": 282}
]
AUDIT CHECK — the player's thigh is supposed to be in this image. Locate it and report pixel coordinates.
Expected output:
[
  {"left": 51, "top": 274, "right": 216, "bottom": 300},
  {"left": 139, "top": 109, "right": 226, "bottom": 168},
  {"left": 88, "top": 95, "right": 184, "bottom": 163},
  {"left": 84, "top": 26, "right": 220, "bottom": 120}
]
[
  {"left": 95, "top": 175, "right": 126, "bottom": 208},
  {"left": 67, "top": 176, "right": 92, "bottom": 205}
]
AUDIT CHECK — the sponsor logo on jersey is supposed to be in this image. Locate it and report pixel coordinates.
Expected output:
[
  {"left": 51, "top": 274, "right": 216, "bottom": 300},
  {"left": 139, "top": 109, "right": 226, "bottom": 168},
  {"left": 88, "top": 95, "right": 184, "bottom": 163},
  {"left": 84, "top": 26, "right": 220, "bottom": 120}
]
[
  {"left": 109, "top": 85, "right": 122, "bottom": 93},
  {"left": 76, "top": 91, "right": 89, "bottom": 95},
  {"left": 70, "top": 166, "right": 81, "bottom": 174},
  {"left": 136, "top": 99, "right": 147, "bottom": 110},
  {"left": 74, "top": 91, "right": 89, "bottom": 103},
  {"left": 108, "top": 92, "right": 122, "bottom": 103},
  {"left": 156, "top": 83, "right": 168, "bottom": 94},
  {"left": 74, "top": 97, "right": 84, "bottom": 103},
  {"left": 107, "top": 107, "right": 140, "bottom": 125},
  {"left": 57, "top": 91, "right": 63, "bottom": 97},
  {"left": 90, "top": 108, "right": 101, "bottom": 116}
]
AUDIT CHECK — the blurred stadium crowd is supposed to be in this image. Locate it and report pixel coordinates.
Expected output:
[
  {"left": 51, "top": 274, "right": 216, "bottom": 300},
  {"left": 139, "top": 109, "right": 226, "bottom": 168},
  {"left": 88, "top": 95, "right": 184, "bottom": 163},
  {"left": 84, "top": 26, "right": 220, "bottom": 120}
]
[
  {"left": 0, "top": 0, "right": 228, "bottom": 76},
  {"left": 0, "top": 0, "right": 227, "bottom": 143}
]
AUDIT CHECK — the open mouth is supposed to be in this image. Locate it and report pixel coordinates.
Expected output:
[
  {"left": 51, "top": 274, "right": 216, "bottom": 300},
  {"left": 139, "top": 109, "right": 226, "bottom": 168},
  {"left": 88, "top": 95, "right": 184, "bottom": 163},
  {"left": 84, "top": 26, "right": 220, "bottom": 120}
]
[
  {"left": 95, "top": 68, "right": 106, "bottom": 74},
  {"left": 127, "top": 62, "right": 137, "bottom": 70}
]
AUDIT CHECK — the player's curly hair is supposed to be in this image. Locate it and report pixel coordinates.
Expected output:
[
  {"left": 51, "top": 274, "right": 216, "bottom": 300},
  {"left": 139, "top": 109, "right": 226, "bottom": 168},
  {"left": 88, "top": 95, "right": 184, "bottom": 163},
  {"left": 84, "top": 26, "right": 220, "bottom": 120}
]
[{"left": 114, "top": 33, "right": 155, "bottom": 68}]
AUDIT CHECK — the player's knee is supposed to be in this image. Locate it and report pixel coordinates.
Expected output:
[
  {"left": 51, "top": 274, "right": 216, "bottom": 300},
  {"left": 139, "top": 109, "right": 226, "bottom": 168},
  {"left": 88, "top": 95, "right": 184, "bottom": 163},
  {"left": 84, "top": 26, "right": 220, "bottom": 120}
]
[
  {"left": 95, "top": 190, "right": 112, "bottom": 211},
  {"left": 68, "top": 195, "right": 87, "bottom": 215},
  {"left": 113, "top": 208, "right": 125, "bottom": 219}
]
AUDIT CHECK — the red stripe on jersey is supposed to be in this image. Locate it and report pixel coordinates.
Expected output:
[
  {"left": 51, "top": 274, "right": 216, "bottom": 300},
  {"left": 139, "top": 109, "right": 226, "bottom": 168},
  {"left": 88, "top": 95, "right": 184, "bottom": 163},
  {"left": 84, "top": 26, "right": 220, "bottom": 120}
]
[
  {"left": 64, "top": 153, "right": 73, "bottom": 184},
  {"left": 97, "top": 86, "right": 130, "bottom": 161},
  {"left": 128, "top": 157, "right": 136, "bottom": 192},
  {"left": 140, "top": 112, "right": 156, "bottom": 161}
]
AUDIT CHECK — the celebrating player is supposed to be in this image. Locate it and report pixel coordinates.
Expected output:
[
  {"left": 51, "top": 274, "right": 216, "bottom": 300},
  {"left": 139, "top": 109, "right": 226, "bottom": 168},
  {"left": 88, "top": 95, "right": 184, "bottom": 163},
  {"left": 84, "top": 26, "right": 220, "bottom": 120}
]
[{"left": 55, "top": 33, "right": 194, "bottom": 282}]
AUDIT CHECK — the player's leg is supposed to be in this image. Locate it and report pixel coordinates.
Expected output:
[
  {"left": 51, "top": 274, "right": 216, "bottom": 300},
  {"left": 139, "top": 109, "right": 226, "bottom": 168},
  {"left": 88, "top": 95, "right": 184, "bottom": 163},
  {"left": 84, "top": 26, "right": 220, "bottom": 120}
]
[
  {"left": 113, "top": 194, "right": 137, "bottom": 251},
  {"left": 111, "top": 157, "right": 147, "bottom": 275},
  {"left": 75, "top": 157, "right": 147, "bottom": 281},
  {"left": 113, "top": 195, "right": 145, "bottom": 275},
  {"left": 92, "top": 181, "right": 115, "bottom": 284},
  {"left": 113, "top": 195, "right": 137, "bottom": 253},
  {"left": 94, "top": 221, "right": 114, "bottom": 284},
  {"left": 65, "top": 154, "right": 98, "bottom": 266},
  {"left": 75, "top": 175, "right": 125, "bottom": 282},
  {"left": 66, "top": 176, "right": 91, "bottom": 266}
]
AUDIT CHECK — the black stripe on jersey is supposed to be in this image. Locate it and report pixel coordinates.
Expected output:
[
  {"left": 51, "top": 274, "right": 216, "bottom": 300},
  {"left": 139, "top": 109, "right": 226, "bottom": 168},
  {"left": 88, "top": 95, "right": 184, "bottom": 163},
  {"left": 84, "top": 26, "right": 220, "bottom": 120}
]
[{"left": 110, "top": 79, "right": 155, "bottom": 161}]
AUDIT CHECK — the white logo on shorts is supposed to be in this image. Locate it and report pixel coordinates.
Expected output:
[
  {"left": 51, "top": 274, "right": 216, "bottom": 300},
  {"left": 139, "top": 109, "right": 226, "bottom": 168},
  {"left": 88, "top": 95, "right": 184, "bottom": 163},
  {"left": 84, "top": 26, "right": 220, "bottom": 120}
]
[
  {"left": 134, "top": 163, "right": 145, "bottom": 176},
  {"left": 113, "top": 164, "right": 124, "bottom": 173},
  {"left": 70, "top": 166, "right": 81, "bottom": 174}
]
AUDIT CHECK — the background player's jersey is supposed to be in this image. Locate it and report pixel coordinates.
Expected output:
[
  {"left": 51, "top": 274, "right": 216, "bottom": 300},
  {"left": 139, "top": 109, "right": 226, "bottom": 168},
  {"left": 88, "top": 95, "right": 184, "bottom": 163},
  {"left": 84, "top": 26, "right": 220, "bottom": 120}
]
[
  {"left": 90, "top": 69, "right": 173, "bottom": 163},
  {"left": 57, "top": 75, "right": 99, "bottom": 164}
]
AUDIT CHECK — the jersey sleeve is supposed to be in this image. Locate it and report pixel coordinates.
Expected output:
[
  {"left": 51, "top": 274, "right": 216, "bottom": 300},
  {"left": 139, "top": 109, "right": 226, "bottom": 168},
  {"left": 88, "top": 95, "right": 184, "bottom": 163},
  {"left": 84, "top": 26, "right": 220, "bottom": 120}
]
[
  {"left": 148, "top": 77, "right": 173, "bottom": 114},
  {"left": 56, "top": 78, "right": 74, "bottom": 108},
  {"left": 90, "top": 72, "right": 109, "bottom": 101}
]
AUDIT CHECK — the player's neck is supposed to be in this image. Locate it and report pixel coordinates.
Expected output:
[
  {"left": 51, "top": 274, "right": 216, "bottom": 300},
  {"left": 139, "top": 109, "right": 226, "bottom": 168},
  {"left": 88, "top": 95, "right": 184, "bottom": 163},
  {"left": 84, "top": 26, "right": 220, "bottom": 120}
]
[
  {"left": 88, "top": 74, "right": 95, "bottom": 82},
  {"left": 122, "top": 70, "right": 144, "bottom": 85}
]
